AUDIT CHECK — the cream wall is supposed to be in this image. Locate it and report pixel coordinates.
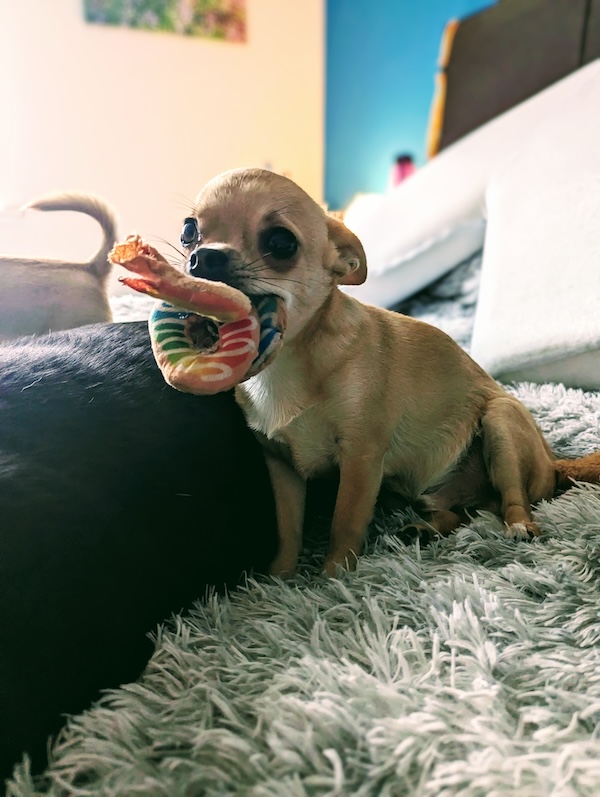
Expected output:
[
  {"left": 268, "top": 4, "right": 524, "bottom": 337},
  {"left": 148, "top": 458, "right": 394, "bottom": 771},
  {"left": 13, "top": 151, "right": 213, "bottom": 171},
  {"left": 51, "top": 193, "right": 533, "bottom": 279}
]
[{"left": 0, "top": 0, "right": 324, "bottom": 294}]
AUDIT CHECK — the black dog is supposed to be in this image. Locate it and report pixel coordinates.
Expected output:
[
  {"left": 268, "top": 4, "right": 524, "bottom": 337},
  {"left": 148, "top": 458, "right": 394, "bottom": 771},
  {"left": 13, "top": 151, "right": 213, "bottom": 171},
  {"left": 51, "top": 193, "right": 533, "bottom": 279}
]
[{"left": 0, "top": 321, "right": 279, "bottom": 780}]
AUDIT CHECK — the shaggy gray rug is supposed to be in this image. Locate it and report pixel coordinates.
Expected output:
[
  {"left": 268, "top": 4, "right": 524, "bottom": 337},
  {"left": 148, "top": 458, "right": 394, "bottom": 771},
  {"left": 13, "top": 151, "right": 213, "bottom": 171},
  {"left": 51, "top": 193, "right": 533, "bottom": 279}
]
[{"left": 9, "top": 257, "right": 600, "bottom": 796}]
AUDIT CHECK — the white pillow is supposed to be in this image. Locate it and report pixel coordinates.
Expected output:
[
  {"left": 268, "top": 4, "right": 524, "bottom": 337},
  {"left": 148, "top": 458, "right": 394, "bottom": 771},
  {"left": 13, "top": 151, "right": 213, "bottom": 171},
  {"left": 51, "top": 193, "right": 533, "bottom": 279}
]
[
  {"left": 343, "top": 192, "right": 485, "bottom": 306},
  {"left": 342, "top": 61, "right": 600, "bottom": 308},
  {"left": 470, "top": 59, "right": 600, "bottom": 390}
]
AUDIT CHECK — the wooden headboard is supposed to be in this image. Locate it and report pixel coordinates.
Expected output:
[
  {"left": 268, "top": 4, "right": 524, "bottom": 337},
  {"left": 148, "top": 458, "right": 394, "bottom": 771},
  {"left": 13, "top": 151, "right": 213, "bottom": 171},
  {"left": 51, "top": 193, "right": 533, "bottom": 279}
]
[{"left": 427, "top": 0, "right": 600, "bottom": 158}]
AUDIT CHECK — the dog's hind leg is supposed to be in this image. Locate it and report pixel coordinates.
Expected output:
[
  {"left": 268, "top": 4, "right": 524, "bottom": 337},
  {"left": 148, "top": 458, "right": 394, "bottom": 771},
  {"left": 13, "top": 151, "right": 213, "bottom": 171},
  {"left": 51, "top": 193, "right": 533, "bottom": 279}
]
[{"left": 481, "top": 397, "right": 555, "bottom": 537}]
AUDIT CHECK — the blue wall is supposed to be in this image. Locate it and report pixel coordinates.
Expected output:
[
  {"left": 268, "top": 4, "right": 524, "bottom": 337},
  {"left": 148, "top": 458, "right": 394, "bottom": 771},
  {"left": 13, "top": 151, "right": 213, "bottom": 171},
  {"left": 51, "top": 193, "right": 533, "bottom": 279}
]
[{"left": 325, "top": 0, "right": 497, "bottom": 209}]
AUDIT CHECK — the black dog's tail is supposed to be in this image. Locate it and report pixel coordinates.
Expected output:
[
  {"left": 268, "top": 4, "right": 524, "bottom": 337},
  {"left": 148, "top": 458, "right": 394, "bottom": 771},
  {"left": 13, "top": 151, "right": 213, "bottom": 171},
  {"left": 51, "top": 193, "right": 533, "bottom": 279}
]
[{"left": 23, "top": 193, "right": 118, "bottom": 281}]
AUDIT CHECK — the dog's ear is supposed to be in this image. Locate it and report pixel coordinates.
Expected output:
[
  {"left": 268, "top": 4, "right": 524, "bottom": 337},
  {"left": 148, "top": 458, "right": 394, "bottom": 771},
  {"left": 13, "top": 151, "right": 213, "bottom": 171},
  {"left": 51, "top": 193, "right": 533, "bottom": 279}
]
[{"left": 326, "top": 216, "right": 367, "bottom": 285}]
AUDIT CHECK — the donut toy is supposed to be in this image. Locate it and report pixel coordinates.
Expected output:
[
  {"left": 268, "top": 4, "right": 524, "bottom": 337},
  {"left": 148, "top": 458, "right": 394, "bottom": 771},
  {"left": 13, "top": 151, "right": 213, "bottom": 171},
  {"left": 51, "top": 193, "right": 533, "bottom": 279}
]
[
  {"left": 148, "top": 303, "right": 260, "bottom": 394},
  {"left": 109, "top": 235, "right": 285, "bottom": 394}
]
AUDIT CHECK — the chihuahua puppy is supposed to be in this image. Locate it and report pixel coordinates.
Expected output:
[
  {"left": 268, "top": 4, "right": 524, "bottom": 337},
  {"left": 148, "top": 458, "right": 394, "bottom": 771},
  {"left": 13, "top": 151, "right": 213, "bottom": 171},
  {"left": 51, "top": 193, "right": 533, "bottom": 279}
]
[
  {"left": 182, "top": 167, "right": 599, "bottom": 576},
  {"left": 0, "top": 193, "right": 116, "bottom": 341}
]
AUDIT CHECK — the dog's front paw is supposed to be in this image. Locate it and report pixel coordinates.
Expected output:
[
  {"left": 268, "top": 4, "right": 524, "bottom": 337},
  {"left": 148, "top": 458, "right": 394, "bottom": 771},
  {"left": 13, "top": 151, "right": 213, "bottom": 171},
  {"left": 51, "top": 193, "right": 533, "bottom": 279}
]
[
  {"left": 322, "top": 549, "right": 359, "bottom": 578},
  {"left": 268, "top": 555, "right": 298, "bottom": 579},
  {"left": 504, "top": 520, "right": 542, "bottom": 539}
]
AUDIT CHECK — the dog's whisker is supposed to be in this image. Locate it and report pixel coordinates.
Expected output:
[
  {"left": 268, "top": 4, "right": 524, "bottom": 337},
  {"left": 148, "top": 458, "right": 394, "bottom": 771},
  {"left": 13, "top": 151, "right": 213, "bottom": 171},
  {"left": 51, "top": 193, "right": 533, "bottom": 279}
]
[
  {"left": 240, "top": 264, "right": 320, "bottom": 289},
  {"left": 258, "top": 275, "right": 315, "bottom": 288},
  {"left": 163, "top": 257, "right": 184, "bottom": 269},
  {"left": 248, "top": 278, "right": 309, "bottom": 308},
  {"left": 151, "top": 237, "right": 187, "bottom": 260},
  {"left": 244, "top": 254, "right": 269, "bottom": 269},
  {"left": 172, "top": 194, "right": 198, "bottom": 216}
]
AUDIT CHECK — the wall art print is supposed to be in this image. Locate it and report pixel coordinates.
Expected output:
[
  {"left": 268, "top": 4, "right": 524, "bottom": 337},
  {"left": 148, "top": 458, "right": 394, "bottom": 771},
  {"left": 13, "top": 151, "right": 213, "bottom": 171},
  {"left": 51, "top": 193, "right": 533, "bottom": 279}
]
[{"left": 84, "top": 0, "right": 247, "bottom": 42}]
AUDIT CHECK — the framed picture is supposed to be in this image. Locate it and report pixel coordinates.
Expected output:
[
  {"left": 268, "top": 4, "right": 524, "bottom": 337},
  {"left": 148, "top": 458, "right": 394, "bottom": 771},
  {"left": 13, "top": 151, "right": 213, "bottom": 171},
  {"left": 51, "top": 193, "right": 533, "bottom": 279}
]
[{"left": 83, "top": 0, "right": 247, "bottom": 42}]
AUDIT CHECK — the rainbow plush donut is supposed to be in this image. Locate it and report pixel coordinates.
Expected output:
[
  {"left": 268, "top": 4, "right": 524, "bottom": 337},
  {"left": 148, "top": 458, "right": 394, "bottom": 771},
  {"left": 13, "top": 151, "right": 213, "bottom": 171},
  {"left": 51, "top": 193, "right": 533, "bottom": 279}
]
[
  {"left": 148, "top": 303, "right": 260, "bottom": 394},
  {"left": 109, "top": 235, "right": 285, "bottom": 395}
]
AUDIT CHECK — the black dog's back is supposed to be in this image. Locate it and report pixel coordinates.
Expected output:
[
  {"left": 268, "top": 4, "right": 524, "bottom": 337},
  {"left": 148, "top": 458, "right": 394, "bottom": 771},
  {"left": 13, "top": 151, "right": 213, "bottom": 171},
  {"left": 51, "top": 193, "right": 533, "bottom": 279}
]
[{"left": 0, "top": 322, "right": 278, "bottom": 779}]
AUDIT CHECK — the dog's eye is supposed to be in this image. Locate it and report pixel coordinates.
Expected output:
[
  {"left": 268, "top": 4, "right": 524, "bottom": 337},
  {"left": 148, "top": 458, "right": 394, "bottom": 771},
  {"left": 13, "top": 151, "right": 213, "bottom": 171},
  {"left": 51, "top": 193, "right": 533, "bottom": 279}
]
[
  {"left": 180, "top": 217, "right": 200, "bottom": 248},
  {"left": 260, "top": 227, "right": 298, "bottom": 260}
]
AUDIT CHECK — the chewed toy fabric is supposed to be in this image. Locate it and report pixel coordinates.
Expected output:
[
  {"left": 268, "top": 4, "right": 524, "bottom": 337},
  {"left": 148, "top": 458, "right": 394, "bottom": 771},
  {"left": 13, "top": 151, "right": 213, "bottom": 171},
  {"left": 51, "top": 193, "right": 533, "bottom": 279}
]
[{"left": 109, "top": 236, "right": 286, "bottom": 394}]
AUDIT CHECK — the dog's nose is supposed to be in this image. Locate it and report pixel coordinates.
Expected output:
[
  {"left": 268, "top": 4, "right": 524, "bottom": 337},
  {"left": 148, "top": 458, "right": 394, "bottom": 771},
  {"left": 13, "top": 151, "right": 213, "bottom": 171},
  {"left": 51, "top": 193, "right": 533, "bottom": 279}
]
[{"left": 188, "top": 248, "right": 230, "bottom": 281}]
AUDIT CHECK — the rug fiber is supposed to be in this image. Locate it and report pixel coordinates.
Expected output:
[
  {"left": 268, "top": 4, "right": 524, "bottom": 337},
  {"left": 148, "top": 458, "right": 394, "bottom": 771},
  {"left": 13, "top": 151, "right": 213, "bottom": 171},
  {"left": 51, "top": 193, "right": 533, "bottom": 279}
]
[{"left": 9, "top": 257, "right": 600, "bottom": 796}]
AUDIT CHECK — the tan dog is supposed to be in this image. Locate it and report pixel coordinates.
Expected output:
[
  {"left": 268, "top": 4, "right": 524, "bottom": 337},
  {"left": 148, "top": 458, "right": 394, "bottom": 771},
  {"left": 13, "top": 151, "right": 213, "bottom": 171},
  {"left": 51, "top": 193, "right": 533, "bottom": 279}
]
[
  {"left": 183, "top": 168, "right": 599, "bottom": 576},
  {"left": 0, "top": 193, "right": 116, "bottom": 341}
]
